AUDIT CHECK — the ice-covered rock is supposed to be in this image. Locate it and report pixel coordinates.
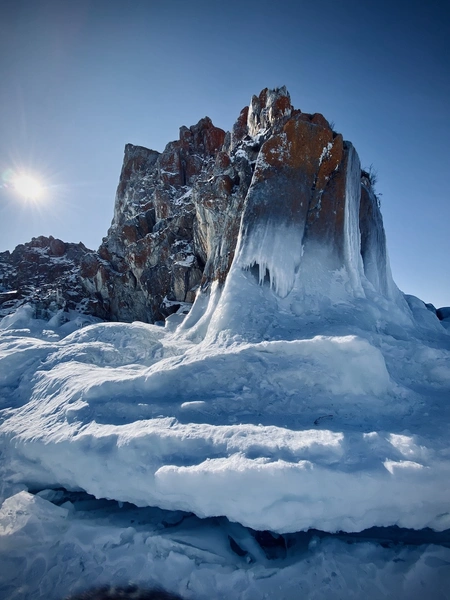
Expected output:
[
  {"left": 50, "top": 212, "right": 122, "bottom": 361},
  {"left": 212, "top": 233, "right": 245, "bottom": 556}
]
[{"left": 76, "top": 86, "right": 407, "bottom": 325}]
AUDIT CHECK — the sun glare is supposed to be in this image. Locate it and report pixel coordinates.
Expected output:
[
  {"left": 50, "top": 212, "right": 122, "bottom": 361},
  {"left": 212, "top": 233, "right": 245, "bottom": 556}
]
[{"left": 13, "top": 174, "right": 43, "bottom": 200}]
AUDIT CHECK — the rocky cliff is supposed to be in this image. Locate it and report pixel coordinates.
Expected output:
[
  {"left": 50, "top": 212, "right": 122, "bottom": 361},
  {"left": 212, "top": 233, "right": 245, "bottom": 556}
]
[
  {"left": 76, "top": 87, "right": 393, "bottom": 323},
  {"left": 1, "top": 87, "right": 438, "bottom": 325}
]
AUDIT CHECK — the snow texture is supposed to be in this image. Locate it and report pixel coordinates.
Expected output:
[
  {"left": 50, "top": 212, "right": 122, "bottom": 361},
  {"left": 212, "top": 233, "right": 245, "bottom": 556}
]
[
  {"left": 1, "top": 489, "right": 449, "bottom": 600},
  {"left": 1, "top": 279, "right": 449, "bottom": 537}
]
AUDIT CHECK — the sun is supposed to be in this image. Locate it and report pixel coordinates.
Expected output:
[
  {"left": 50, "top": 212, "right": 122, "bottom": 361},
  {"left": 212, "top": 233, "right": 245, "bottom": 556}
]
[{"left": 13, "top": 174, "right": 43, "bottom": 200}]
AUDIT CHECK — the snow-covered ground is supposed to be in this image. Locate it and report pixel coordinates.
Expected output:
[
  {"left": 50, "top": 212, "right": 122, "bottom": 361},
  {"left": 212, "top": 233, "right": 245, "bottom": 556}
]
[{"left": 1, "top": 255, "right": 450, "bottom": 597}]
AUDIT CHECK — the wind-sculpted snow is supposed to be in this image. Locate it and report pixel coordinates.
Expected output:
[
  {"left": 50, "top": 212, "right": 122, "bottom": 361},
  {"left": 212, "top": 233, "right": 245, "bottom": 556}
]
[{"left": 1, "top": 299, "right": 450, "bottom": 539}]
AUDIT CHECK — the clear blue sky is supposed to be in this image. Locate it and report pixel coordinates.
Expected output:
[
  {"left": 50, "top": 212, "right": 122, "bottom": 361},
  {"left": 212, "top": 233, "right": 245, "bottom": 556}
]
[{"left": 1, "top": 0, "right": 449, "bottom": 307}]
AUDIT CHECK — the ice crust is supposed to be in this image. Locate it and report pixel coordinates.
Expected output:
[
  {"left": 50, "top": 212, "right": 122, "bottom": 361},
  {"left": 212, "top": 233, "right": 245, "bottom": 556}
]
[
  {"left": 1, "top": 287, "right": 449, "bottom": 538},
  {"left": 343, "top": 144, "right": 365, "bottom": 296},
  {"left": 2, "top": 490, "right": 449, "bottom": 600}
]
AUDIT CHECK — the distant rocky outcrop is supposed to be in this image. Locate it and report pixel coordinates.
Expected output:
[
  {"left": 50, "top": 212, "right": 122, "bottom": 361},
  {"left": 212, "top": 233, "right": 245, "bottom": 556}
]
[
  {"left": 0, "top": 236, "right": 101, "bottom": 319},
  {"left": 1, "top": 87, "right": 445, "bottom": 325}
]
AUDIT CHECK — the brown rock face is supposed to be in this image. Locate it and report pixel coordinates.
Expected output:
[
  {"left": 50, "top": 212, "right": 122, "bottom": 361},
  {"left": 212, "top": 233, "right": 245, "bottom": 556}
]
[
  {"left": 304, "top": 135, "right": 346, "bottom": 266},
  {"left": 1, "top": 87, "right": 390, "bottom": 324},
  {"left": 49, "top": 238, "right": 66, "bottom": 257}
]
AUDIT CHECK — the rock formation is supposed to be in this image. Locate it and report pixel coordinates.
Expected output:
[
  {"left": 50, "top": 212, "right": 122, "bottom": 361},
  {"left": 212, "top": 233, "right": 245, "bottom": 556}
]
[
  {"left": 3, "top": 87, "right": 444, "bottom": 325},
  {"left": 0, "top": 236, "right": 100, "bottom": 319},
  {"left": 79, "top": 115, "right": 227, "bottom": 322},
  {"left": 75, "top": 87, "right": 392, "bottom": 322}
]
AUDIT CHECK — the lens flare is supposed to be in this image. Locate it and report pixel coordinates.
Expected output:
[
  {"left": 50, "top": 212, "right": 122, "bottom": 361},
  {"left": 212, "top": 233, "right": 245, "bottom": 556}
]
[{"left": 13, "top": 174, "right": 43, "bottom": 200}]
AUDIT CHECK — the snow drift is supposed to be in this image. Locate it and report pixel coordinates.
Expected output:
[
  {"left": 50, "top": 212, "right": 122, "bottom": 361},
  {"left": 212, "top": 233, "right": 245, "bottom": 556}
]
[{"left": 1, "top": 293, "right": 449, "bottom": 536}]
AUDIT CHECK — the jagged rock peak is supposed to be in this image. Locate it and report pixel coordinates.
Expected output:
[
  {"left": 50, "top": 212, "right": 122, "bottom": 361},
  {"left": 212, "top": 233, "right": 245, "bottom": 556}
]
[
  {"left": 178, "top": 116, "right": 226, "bottom": 156},
  {"left": 231, "top": 87, "right": 333, "bottom": 150},
  {"left": 247, "top": 86, "right": 293, "bottom": 136}
]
